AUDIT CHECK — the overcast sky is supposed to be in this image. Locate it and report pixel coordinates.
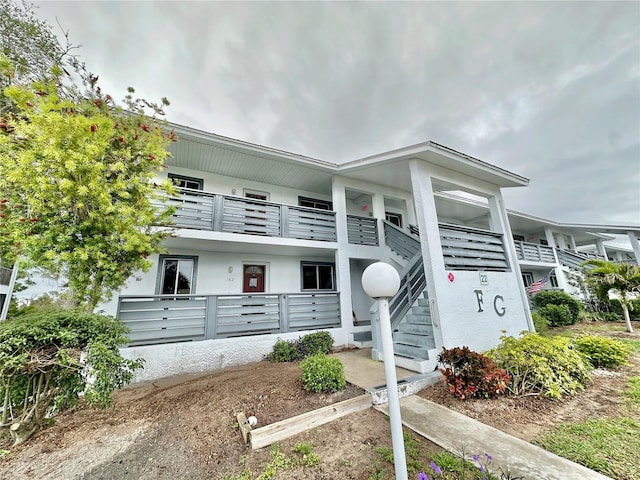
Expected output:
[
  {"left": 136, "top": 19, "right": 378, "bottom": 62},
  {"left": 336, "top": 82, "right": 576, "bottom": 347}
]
[{"left": 32, "top": 1, "right": 640, "bottom": 226}]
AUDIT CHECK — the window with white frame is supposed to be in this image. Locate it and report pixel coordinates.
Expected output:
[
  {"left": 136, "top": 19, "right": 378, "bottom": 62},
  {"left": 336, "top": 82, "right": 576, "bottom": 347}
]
[
  {"left": 158, "top": 256, "right": 197, "bottom": 294},
  {"left": 521, "top": 272, "right": 534, "bottom": 287},
  {"left": 301, "top": 262, "right": 335, "bottom": 291},
  {"left": 385, "top": 212, "right": 403, "bottom": 228},
  {"left": 168, "top": 173, "right": 203, "bottom": 190},
  {"left": 299, "top": 196, "right": 332, "bottom": 210}
]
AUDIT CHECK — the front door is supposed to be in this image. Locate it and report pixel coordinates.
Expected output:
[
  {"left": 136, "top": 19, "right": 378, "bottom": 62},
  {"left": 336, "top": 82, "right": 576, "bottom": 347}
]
[{"left": 243, "top": 265, "right": 265, "bottom": 293}]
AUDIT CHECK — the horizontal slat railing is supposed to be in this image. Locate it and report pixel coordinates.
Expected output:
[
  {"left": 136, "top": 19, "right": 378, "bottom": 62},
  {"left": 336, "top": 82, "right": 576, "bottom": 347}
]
[
  {"left": 439, "top": 223, "right": 508, "bottom": 271},
  {"left": 156, "top": 188, "right": 337, "bottom": 242},
  {"left": 556, "top": 249, "right": 590, "bottom": 269},
  {"left": 383, "top": 220, "right": 420, "bottom": 260},
  {"left": 389, "top": 255, "right": 426, "bottom": 331},
  {"left": 117, "top": 292, "right": 340, "bottom": 346},
  {"left": 347, "top": 215, "right": 379, "bottom": 246},
  {"left": 514, "top": 241, "right": 556, "bottom": 263},
  {"left": 0, "top": 267, "right": 13, "bottom": 286}
]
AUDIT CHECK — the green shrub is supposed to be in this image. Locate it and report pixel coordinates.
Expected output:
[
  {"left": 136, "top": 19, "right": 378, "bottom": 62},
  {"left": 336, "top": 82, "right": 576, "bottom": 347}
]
[
  {"left": 488, "top": 332, "right": 591, "bottom": 398},
  {"left": 437, "top": 346, "right": 510, "bottom": 400},
  {"left": 532, "top": 290, "right": 582, "bottom": 325},
  {"left": 299, "top": 354, "right": 345, "bottom": 393},
  {"left": 531, "top": 311, "right": 549, "bottom": 335},
  {"left": 296, "top": 331, "right": 334, "bottom": 358},
  {"left": 574, "top": 335, "right": 631, "bottom": 369},
  {"left": 0, "top": 309, "right": 142, "bottom": 444},
  {"left": 267, "top": 331, "right": 334, "bottom": 363},
  {"left": 538, "top": 304, "right": 574, "bottom": 327},
  {"left": 266, "top": 338, "right": 300, "bottom": 363}
]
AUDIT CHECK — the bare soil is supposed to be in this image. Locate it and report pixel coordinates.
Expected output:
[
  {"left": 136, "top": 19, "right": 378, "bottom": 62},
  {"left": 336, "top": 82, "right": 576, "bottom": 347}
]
[{"left": 1, "top": 323, "right": 638, "bottom": 479}]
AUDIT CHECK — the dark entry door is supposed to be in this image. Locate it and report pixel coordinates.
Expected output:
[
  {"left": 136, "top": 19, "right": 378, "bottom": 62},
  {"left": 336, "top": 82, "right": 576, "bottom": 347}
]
[{"left": 243, "top": 265, "right": 265, "bottom": 293}]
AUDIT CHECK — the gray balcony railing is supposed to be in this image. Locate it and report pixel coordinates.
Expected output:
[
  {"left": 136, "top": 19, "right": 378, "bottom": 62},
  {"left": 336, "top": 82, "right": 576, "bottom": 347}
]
[
  {"left": 158, "top": 188, "right": 337, "bottom": 242},
  {"left": 383, "top": 220, "right": 420, "bottom": 260},
  {"left": 0, "top": 267, "right": 12, "bottom": 286},
  {"left": 439, "top": 223, "right": 509, "bottom": 271},
  {"left": 346, "top": 215, "right": 379, "bottom": 246},
  {"left": 117, "top": 292, "right": 341, "bottom": 346},
  {"left": 514, "top": 241, "right": 556, "bottom": 263}
]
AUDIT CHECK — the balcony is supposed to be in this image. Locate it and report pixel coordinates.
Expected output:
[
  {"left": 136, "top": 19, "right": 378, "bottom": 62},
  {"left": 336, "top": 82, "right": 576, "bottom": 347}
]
[
  {"left": 514, "top": 241, "right": 556, "bottom": 263},
  {"left": 117, "top": 292, "right": 341, "bottom": 346},
  {"left": 158, "top": 188, "right": 337, "bottom": 242}
]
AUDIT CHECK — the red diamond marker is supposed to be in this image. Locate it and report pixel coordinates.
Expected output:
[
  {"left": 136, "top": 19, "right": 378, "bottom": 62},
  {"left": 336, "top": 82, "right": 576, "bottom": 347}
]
[{"left": 447, "top": 272, "right": 455, "bottom": 283}]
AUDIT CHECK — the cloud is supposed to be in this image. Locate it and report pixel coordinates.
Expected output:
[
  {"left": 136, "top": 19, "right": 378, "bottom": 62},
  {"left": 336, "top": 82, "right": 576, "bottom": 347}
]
[{"left": 32, "top": 1, "right": 640, "bottom": 224}]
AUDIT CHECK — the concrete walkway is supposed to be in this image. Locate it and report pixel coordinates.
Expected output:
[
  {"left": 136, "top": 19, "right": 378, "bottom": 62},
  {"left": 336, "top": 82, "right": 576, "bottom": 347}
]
[{"left": 334, "top": 348, "right": 611, "bottom": 480}]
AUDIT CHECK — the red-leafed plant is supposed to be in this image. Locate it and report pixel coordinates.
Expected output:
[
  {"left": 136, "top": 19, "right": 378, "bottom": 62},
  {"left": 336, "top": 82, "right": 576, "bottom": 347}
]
[{"left": 437, "top": 346, "right": 510, "bottom": 400}]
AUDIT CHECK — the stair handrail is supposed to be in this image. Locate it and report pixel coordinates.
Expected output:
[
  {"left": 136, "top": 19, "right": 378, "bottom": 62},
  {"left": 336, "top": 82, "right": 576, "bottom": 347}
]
[{"left": 382, "top": 220, "right": 420, "bottom": 261}]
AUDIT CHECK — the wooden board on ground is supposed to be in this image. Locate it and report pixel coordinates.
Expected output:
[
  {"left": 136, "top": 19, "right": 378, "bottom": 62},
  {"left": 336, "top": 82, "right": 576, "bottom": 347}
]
[{"left": 249, "top": 393, "right": 372, "bottom": 450}]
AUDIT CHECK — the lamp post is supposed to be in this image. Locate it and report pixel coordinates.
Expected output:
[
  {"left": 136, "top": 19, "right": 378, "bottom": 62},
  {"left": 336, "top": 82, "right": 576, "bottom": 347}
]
[{"left": 362, "top": 261, "right": 407, "bottom": 480}]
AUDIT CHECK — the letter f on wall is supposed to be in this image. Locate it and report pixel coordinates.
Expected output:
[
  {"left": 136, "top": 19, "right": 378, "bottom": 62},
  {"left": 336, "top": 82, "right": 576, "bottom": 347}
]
[{"left": 474, "top": 289, "right": 484, "bottom": 312}]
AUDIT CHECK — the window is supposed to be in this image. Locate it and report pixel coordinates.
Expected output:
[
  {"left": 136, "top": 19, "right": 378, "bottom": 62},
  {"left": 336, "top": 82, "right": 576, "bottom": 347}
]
[
  {"left": 298, "top": 196, "right": 332, "bottom": 210},
  {"left": 385, "top": 212, "right": 403, "bottom": 228},
  {"left": 301, "top": 262, "right": 335, "bottom": 291},
  {"left": 244, "top": 189, "right": 269, "bottom": 201},
  {"left": 549, "top": 273, "right": 559, "bottom": 288},
  {"left": 158, "top": 256, "right": 197, "bottom": 294},
  {"left": 521, "top": 272, "right": 534, "bottom": 287},
  {"left": 513, "top": 234, "right": 525, "bottom": 242},
  {"left": 168, "top": 173, "right": 203, "bottom": 190},
  {"left": 540, "top": 239, "right": 549, "bottom": 246}
]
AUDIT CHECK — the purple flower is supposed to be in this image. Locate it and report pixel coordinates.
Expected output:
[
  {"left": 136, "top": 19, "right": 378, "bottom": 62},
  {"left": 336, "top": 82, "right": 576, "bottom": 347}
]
[
  {"left": 418, "top": 472, "right": 429, "bottom": 480},
  {"left": 429, "top": 461, "right": 443, "bottom": 475},
  {"left": 485, "top": 453, "right": 493, "bottom": 462},
  {"left": 472, "top": 454, "right": 480, "bottom": 462}
]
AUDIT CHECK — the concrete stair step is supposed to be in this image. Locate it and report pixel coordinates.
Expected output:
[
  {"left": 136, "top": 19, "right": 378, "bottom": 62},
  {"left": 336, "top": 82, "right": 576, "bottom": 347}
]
[
  {"left": 410, "top": 305, "right": 430, "bottom": 315},
  {"left": 393, "top": 332, "right": 435, "bottom": 347},
  {"left": 405, "top": 314, "right": 432, "bottom": 324},
  {"left": 417, "top": 298, "right": 429, "bottom": 306},
  {"left": 397, "top": 322, "right": 433, "bottom": 335},
  {"left": 393, "top": 356, "right": 439, "bottom": 375},
  {"left": 394, "top": 342, "right": 431, "bottom": 359}
]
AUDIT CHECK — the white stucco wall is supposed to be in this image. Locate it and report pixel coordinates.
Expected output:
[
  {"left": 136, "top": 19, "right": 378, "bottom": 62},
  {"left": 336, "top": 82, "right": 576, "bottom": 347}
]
[
  {"left": 436, "top": 270, "right": 530, "bottom": 352},
  {"left": 120, "top": 327, "right": 352, "bottom": 383},
  {"left": 160, "top": 166, "right": 333, "bottom": 206},
  {"left": 99, "top": 250, "right": 335, "bottom": 317}
]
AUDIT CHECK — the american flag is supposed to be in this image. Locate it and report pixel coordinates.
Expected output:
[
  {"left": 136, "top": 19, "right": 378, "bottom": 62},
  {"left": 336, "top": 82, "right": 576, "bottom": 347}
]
[{"left": 526, "top": 272, "right": 551, "bottom": 295}]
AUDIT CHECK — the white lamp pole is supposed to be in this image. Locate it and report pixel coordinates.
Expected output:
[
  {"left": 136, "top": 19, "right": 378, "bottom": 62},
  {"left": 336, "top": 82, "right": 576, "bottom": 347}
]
[{"left": 362, "top": 262, "right": 407, "bottom": 480}]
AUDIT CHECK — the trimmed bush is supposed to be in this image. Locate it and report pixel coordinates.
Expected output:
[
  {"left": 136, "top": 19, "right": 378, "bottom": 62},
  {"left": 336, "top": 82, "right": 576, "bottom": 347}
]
[
  {"left": 0, "top": 309, "right": 142, "bottom": 444},
  {"left": 574, "top": 335, "right": 631, "bottom": 369},
  {"left": 437, "top": 346, "right": 510, "bottom": 400},
  {"left": 266, "top": 338, "right": 300, "bottom": 363},
  {"left": 266, "top": 331, "right": 335, "bottom": 363},
  {"left": 296, "top": 331, "right": 334, "bottom": 358},
  {"left": 532, "top": 290, "right": 582, "bottom": 326},
  {"left": 299, "top": 354, "right": 346, "bottom": 393},
  {"left": 488, "top": 332, "right": 591, "bottom": 398},
  {"left": 538, "top": 304, "right": 573, "bottom": 327},
  {"left": 531, "top": 311, "right": 550, "bottom": 335}
]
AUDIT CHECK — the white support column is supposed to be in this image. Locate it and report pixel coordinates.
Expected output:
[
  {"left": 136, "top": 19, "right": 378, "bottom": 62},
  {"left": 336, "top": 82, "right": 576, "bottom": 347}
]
[
  {"left": 332, "top": 178, "right": 354, "bottom": 333},
  {"left": 372, "top": 192, "right": 386, "bottom": 247},
  {"left": 628, "top": 231, "right": 640, "bottom": 265},
  {"left": 595, "top": 239, "right": 609, "bottom": 260},
  {"left": 568, "top": 235, "right": 578, "bottom": 251},
  {"left": 544, "top": 227, "right": 557, "bottom": 248},
  {"left": 488, "top": 194, "right": 534, "bottom": 331},
  {"left": 409, "top": 160, "right": 446, "bottom": 348}
]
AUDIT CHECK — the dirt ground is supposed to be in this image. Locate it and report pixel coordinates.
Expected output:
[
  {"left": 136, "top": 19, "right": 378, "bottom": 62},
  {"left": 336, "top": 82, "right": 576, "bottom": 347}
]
[{"left": 1, "top": 324, "right": 638, "bottom": 479}]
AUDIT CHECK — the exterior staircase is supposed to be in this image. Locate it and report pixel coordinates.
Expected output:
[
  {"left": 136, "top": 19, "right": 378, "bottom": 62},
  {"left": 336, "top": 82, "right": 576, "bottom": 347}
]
[{"left": 369, "top": 221, "right": 439, "bottom": 373}]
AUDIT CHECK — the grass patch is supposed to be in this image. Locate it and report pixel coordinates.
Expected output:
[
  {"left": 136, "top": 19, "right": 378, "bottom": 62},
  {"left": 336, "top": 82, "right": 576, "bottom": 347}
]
[
  {"left": 624, "top": 377, "right": 640, "bottom": 405},
  {"left": 536, "top": 417, "right": 640, "bottom": 479},
  {"left": 618, "top": 338, "right": 640, "bottom": 355}
]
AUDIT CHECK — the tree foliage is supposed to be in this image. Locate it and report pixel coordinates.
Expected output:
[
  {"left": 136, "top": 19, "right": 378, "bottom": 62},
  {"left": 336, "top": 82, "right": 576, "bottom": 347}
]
[
  {"left": 584, "top": 260, "right": 640, "bottom": 333},
  {"left": 0, "top": 69, "right": 176, "bottom": 309},
  {"left": 0, "top": 309, "right": 142, "bottom": 445},
  {"left": 0, "top": 0, "right": 68, "bottom": 111}
]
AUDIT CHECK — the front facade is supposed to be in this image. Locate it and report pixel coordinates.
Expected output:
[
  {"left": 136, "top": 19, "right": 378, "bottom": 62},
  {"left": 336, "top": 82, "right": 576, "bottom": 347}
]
[{"left": 93, "top": 124, "right": 544, "bottom": 381}]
